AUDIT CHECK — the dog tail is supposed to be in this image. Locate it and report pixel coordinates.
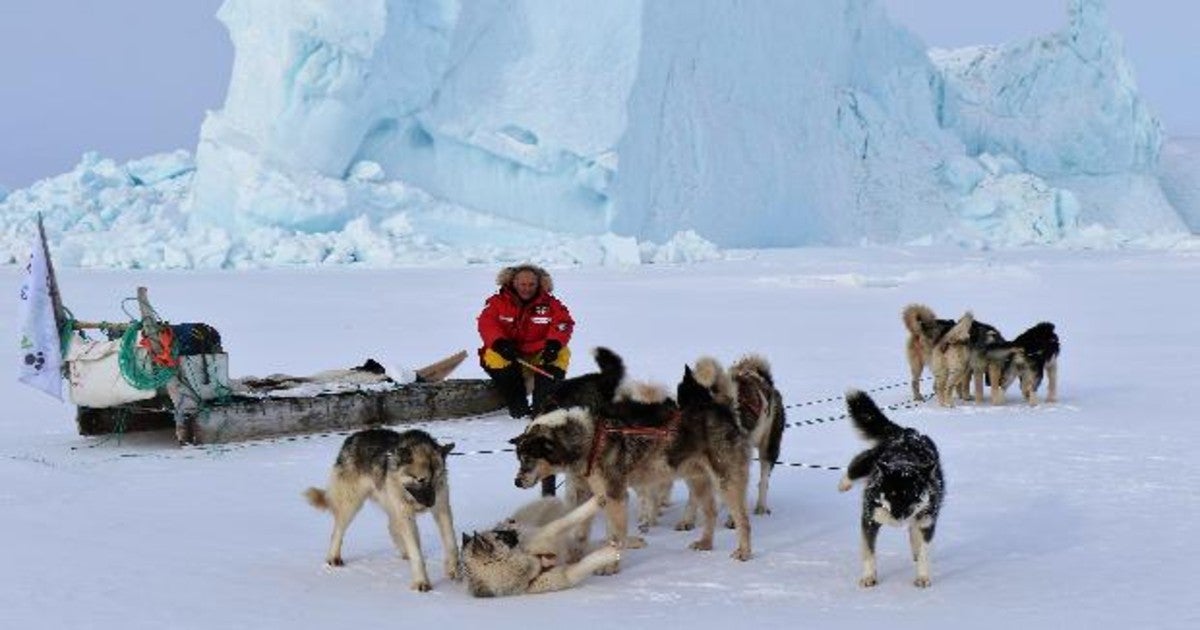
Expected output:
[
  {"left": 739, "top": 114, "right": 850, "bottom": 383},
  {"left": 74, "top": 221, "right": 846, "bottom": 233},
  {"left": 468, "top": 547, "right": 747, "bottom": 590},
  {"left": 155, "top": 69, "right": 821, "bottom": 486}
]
[
  {"left": 592, "top": 346, "right": 626, "bottom": 388},
  {"left": 692, "top": 356, "right": 735, "bottom": 407},
  {"left": 615, "top": 379, "right": 671, "bottom": 404},
  {"left": 938, "top": 311, "right": 973, "bottom": 349},
  {"left": 845, "top": 390, "right": 902, "bottom": 443},
  {"left": 902, "top": 303, "right": 938, "bottom": 336},
  {"left": 730, "top": 353, "right": 773, "bottom": 385},
  {"left": 303, "top": 487, "right": 330, "bottom": 511}
]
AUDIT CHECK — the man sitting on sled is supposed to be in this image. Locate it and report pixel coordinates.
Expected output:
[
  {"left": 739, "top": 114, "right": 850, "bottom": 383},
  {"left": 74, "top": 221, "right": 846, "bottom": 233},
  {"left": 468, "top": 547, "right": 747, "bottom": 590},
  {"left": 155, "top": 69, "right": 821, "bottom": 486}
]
[{"left": 477, "top": 263, "right": 573, "bottom": 423}]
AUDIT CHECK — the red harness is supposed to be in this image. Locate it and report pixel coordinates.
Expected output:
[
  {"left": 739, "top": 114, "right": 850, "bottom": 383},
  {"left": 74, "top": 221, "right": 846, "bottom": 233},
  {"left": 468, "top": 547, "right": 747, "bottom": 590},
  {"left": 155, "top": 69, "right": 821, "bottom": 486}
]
[
  {"left": 737, "top": 373, "right": 768, "bottom": 423},
  {"left": 584, "top": 410, "right": 682, "bottom": 477}
]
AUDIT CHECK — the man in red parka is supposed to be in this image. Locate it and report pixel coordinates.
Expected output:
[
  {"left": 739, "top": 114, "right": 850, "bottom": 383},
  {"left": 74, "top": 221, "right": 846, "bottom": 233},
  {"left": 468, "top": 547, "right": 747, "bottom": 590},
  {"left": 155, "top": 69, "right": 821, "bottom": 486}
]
[{"left": 477, "top": 263, "right": 573, "bottom": 422}]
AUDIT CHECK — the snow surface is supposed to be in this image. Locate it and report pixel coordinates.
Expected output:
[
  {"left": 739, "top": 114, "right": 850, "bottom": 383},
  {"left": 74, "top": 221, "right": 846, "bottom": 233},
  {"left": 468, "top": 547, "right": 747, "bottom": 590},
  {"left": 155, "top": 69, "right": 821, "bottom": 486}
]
[{"left": 3, "top": 247, "right": 1198, "bottom": 628}]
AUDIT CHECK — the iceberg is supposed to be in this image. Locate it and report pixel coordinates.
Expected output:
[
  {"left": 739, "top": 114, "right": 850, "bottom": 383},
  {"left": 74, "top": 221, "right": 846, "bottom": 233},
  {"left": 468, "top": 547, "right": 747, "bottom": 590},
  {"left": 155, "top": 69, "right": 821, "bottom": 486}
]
[
  {"left": 0, "top": 0, "right": 1192, "bottom": 269},
  {"left": 931, "top": 0, "right": 1183, "bottom": 234}
]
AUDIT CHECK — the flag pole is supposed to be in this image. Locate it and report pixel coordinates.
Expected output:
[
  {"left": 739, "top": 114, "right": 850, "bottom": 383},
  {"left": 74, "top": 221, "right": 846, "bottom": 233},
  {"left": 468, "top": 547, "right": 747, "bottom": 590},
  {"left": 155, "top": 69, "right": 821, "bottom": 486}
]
[{"left": 36, "top": 213, "right": 66, "bottom": 336}]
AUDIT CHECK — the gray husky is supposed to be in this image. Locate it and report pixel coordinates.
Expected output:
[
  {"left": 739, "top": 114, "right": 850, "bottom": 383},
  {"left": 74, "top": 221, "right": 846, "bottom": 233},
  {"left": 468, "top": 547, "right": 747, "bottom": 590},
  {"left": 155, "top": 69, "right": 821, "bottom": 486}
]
[
  {"left": 461, "top": 496, "right": 620, "bottom": 597},
  {"left": 304, "top": 428, "right": 460, "bottom": 592},
  {"left": 838, "top": 390, "right": 945, "bottom": 588}
]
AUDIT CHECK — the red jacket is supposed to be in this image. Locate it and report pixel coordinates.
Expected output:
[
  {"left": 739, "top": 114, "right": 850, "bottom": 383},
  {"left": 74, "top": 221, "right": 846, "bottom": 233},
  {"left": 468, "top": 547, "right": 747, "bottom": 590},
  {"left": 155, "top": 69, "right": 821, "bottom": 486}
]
[{"left": 477, "top": 267, "right": 574, "bottom": 355}]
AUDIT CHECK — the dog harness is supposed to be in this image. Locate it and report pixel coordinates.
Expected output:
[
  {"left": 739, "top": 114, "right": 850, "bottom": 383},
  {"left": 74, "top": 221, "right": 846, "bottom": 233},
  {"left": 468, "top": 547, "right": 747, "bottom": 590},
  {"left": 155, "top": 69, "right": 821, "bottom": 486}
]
[
  {"left": 583, "top": 409, "right": 682, "bottom": 477},
  {"left": 737, "top": 372, "right": 769, "bottom": 424}
]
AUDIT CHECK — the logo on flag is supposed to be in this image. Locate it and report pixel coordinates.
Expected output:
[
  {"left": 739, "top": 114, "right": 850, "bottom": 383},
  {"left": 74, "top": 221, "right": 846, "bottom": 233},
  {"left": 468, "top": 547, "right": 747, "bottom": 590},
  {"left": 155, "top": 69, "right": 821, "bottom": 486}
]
[{"left": 17, "top": 219, "right": 64, "bottom": 400}]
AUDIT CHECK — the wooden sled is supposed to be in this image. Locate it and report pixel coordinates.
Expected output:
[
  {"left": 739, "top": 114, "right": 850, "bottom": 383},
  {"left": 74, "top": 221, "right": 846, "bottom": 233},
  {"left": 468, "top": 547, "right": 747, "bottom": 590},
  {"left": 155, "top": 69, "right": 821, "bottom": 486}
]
[
  {"left": 28, "top": 211, "right": 504, "bottom": 446},
  {"left": 76, "top": 349, "right": 504, "bottom": 445}
]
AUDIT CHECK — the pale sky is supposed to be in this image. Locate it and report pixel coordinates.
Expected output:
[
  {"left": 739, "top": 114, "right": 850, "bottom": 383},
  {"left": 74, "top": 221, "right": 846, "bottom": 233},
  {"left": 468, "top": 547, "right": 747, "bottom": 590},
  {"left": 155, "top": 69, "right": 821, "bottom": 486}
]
[{"left": 0, "top": 0, "right": 1194, "bottom": 189}]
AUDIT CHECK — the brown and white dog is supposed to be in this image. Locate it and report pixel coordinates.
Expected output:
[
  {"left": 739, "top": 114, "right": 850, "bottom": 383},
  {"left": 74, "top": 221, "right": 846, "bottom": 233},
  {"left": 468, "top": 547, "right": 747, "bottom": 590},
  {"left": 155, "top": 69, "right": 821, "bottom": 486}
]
[
  {"left": 304, "top": 428, "right": 459, "bottom": 592},
  {"left": 508, "top": 358, "right": 753, "bottom": 572},
  {"left": 903, "top": 304, "right": 1005, "bottom": 405},
  {"left": 675, "top": 354, "right": 785, "bottom": 530}
]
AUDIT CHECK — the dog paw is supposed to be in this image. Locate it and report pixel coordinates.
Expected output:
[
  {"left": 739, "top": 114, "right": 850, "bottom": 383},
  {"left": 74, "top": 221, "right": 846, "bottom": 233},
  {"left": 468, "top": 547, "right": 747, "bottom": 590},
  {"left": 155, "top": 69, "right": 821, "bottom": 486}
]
[
  {"left": 326, "top": 556, "right": 344, "bottom": 567},
  {"left": 624, "top": 536, "right": 647, "bottom": 549},
  {"left": 837, "top": 477, "right": 853, "bottom": 492},
  {"left": 753, "top": 505, "right": 771, "bottom": 516},
  {"left": 730, "top": 547, "right": 752, "bottom": 561},
  {"left": 411, "top": 580, "right": 432, "bottom": 592},
  {"left": 723, "top": 516, "right": 736, "bottom": 530},
  {"left": 913, "top": 576, "right": 932, "bottom": 588},
  {"left": 596, "top": 546, "right": 622, "bottom": 565},
  {"left": 858, "top": 575, "right": 878, "bottom": 588},
  {"left": 674, "top": 520, "right": 695, "bottom": 532},
  {"left": 637, "top": 522, "right": 651, "bottom": 534},
  {"left": 445, "top": 563, "right": 461, "bottom": 581},
  {"left": 689, "top": 539, "right": 713, "bottom": 552},
  {"left": 595, "top": 560, "right": 621, "bottom": 576}
]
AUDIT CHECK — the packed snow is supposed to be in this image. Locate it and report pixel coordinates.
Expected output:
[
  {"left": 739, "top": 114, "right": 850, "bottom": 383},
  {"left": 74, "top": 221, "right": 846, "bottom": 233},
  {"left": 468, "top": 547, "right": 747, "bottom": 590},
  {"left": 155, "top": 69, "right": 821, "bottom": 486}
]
[{"left": 3, "top": 247, "right": 1197, "bottom": 628}]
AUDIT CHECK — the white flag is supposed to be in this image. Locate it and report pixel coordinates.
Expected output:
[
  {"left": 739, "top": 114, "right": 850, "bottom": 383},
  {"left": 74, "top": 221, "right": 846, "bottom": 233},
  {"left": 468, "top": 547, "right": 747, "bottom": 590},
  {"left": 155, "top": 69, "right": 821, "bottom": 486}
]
[{"left": 17, "top": 225, "right": 64, "bottom": 400}]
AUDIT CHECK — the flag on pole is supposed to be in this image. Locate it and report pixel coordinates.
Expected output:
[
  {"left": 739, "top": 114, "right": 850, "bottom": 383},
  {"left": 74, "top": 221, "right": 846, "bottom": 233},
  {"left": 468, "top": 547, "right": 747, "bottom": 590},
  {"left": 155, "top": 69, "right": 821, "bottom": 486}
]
[{"left": 17, "top": 216, "right": 64, "bottom": 400}]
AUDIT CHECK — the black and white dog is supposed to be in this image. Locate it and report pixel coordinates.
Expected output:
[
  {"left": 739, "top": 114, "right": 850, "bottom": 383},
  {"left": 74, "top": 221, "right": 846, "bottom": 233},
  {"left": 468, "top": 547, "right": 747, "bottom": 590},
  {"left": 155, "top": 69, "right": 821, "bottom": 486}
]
[
  {"left": 838, "top": 390, "right": 944, "bottom": 588},
  {"left": 984, "top": 322, "right": 1061, "bottom": 405}
]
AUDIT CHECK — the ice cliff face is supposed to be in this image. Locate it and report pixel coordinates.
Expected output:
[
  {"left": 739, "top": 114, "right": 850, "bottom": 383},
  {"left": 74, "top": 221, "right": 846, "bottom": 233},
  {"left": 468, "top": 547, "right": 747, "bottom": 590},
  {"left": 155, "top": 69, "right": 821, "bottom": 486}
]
[
  {"left": 191, "top": 0, "right": 638, "bottom": 235},
  {"left": 188, "top": 0, "right": 1182, "bottom": 251},
  {"left": 1, "top": 0, "right": 1190, "bottom": 268},
  {"left": 611, "top": 0, "right": 964, "bottom": 246},
  {"left": 931, "top": 0, "right": 1182, "bottom": 235}
]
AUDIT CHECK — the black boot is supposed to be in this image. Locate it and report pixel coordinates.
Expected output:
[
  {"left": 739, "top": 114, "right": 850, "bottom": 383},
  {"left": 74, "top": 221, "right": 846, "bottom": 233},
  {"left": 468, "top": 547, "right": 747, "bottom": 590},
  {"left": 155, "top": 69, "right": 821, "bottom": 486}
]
[
  {"left": 486, "top": 364, "right": 531, "bottom": 418},
  {"left": 531, "top": 365, "right": 566, "bottom": 416}
]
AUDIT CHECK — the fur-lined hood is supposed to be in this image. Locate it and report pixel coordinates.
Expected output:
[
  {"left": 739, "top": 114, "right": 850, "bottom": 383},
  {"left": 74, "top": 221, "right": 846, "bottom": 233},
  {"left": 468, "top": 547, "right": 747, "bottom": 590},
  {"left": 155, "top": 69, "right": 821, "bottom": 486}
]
[{"left": 496, "top": 263, "right": 554, "bottom": 294}]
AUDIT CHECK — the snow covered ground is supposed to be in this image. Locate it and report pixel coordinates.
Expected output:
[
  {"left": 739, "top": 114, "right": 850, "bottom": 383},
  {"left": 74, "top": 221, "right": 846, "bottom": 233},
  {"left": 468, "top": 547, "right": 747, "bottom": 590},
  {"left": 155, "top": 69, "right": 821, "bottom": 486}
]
[{"left": 2, "top": 247, "right": 1198, "bottom": 628}]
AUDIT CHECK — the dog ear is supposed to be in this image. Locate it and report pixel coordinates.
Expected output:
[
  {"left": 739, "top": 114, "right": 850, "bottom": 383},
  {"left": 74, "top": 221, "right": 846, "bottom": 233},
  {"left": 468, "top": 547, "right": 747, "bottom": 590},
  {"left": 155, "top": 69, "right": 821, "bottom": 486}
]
[
  {"left": 494, "top": 528, "right": 520, "bottom": 549},
  {"left": 440, "top": 442, "right": 456, "bottom": 459},
  {"left": 462, "top": 532, "right": 472, "bottom": 548},
  {"left": 508, "top": 434, "right": 525, "bottom": 446}
]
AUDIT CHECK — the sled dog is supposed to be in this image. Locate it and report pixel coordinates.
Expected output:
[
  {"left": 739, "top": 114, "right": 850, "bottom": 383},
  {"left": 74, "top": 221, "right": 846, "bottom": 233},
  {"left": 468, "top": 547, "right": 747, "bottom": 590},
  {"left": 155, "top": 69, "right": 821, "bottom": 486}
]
[
  {"left": 531, "top": 346, "right": 626, "bottom": 417},
  {"left": 838, "top": 390, "right": 945, "bottom": 588},
  {"left": 509, "top": 358, "right": 753, "bottom": 571},
  {"left": 903, "top": 304, "right": 1005, "bottom": 403},
  {"left": 528, "top": 346, "right": 627, "bottom": 498},
  {"left": 984, "top": 321, "right": 1060, "bottom": 405},
  {"left": 928, "top": 311, "right": 975, "bottom": 406},
  {"left": 461, "top": 496, "right": 620, "bottom": 597},
  {"left": 304, "top": 428, "right": 459, "bottom": 592},
  {"left": 674, "top": 354, "right": 783, "bottom": 529},
  {"left": 728, "top": 354, "right": 786, "bottom": 515}
]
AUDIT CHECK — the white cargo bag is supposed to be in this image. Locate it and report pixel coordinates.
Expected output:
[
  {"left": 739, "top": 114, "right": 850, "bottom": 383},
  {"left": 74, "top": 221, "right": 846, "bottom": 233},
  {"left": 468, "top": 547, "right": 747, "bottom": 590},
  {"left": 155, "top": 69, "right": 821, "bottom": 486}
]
[{"left": 66, "top": 337, "right": 157, "bottom": 408}]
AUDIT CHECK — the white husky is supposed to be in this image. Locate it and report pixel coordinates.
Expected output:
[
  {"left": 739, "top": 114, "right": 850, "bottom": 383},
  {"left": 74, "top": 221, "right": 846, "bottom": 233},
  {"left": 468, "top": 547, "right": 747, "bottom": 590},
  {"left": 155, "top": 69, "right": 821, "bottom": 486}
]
[{"left": 460, "top": 496, "right": 619, "bottom": 597}]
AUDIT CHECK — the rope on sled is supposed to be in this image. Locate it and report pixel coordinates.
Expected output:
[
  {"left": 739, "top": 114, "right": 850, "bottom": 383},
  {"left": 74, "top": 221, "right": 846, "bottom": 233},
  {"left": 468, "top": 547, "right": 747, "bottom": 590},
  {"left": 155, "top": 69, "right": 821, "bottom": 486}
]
[{"left": 118, "top": 321, "right": 177, "bottom": 390}]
